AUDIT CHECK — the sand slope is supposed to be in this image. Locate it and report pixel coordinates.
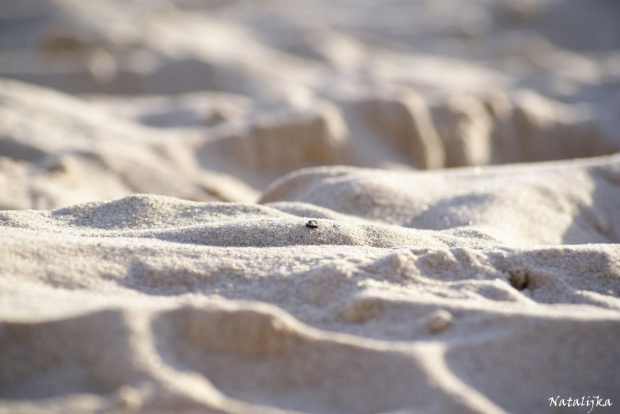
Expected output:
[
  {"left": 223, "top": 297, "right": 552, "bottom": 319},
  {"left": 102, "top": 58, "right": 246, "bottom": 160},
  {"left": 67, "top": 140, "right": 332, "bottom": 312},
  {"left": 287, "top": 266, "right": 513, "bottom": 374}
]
[{"left": 2, "top": 0, "right": 620, "bottom": 413}]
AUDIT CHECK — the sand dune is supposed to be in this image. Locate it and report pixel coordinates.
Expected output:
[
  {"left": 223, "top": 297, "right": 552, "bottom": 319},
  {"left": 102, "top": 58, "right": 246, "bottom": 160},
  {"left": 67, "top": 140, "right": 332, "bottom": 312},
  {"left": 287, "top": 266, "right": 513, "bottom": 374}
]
[{"left": 1, "top": 0, "right": 620, "bottom": 413}]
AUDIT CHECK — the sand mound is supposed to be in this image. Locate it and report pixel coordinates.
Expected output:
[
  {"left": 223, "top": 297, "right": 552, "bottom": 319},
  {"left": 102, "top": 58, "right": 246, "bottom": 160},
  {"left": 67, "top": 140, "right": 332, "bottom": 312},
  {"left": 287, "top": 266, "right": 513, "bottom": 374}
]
[
  {"left": 1, "top": 0, "right": 620, "bottom": 413},
  {"left": 2, "top": 156, "right": 620, "bottom": 413},
  {"left": 261, "top": 154, "right": 620, "bottom": 245}
]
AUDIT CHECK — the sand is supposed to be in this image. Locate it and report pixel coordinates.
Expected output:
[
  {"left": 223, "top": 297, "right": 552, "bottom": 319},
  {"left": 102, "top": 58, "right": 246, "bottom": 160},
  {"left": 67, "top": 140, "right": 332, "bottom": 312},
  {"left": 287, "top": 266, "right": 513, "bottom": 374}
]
[{"left": 1, "top": 1, "right": 620, "bottom": 413}]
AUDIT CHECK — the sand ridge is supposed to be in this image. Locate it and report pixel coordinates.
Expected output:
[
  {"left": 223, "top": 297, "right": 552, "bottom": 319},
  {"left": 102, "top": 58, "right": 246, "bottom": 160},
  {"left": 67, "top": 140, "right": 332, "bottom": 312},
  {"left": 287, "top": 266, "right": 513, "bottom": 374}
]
[{"left": 1, "top": 0, "right": 620, "bottom": 413}]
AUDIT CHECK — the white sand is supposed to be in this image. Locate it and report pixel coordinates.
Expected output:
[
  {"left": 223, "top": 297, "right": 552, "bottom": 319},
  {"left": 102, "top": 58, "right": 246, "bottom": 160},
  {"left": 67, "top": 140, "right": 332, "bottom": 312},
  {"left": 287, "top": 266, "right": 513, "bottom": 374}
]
[{"left": 1, "top": 1, "right": 620, "bottom": 413}]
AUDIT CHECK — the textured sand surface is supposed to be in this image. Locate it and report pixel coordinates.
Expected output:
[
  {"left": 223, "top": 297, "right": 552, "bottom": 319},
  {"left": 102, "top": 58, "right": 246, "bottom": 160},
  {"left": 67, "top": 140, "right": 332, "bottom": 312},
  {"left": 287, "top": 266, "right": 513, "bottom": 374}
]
[{"left": 1, "top": 1, "right": 620, "bottom": 413}]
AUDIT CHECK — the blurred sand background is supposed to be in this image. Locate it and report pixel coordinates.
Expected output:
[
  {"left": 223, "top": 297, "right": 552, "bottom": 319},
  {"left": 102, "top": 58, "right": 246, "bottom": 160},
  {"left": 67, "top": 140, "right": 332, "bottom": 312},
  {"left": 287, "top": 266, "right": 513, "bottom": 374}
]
[{"left": 1, "top": 1, "right": 620, "bottom": 413}]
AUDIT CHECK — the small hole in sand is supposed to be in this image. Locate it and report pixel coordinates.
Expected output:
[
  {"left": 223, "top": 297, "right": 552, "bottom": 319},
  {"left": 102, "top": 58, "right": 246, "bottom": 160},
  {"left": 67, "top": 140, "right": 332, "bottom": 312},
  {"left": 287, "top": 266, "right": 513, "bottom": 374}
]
[
  {"left": 508, "top": 269, "right": 529, "bottom": 291},
  {"left": 306, "top": 219, "right": 319, "bottom": 229}
]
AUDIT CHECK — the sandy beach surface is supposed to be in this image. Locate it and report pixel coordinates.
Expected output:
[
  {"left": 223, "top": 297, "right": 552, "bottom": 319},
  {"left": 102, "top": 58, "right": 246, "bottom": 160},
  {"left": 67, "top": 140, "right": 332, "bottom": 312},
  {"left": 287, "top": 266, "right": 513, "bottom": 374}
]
[{"left": 1, "top": 1, "right": 620, "bottom": 413}]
